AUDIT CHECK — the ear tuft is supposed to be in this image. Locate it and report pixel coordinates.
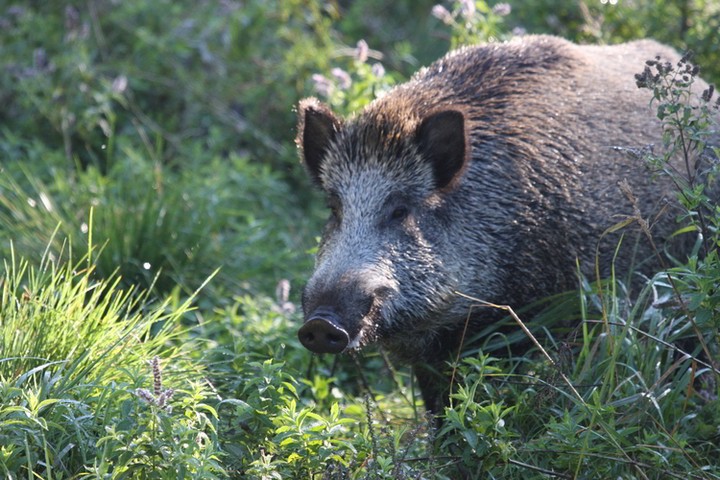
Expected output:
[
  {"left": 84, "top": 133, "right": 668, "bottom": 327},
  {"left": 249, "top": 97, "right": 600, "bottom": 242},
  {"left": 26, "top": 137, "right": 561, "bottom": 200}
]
[
  {"left": 415, "top": 110, "right": 469, "bottom": 191},
  {"left": 296, "top": 98, "right": 343, "bottom": 186}
]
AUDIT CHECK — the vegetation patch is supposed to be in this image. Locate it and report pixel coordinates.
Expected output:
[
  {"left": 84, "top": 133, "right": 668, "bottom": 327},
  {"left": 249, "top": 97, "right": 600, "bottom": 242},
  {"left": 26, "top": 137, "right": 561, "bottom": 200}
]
[{"left": 0, "top": 1, "right": 717, "bottom": 478}]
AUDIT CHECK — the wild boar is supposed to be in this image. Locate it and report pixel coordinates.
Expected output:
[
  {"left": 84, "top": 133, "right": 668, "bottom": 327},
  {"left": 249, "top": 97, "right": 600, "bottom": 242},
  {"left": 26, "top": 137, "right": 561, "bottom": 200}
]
[{"left": 295, "top": 35, "right": 712, "bottom": 413}]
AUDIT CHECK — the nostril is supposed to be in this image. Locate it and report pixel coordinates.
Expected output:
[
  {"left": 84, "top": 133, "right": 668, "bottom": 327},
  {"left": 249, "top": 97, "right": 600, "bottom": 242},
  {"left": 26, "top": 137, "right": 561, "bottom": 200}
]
[{"left": 298, "top": 314, "right": 349, "bottom": 354}]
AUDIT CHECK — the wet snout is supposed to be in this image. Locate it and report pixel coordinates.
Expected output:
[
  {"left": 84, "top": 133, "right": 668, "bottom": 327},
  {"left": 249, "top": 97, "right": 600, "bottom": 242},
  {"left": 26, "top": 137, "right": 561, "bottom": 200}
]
[
  {"left": 299, "top": 269, "right": 394, "bottom": 354},
  {"left": 298, "top": 307, "right": 349, "bottom": 354}
]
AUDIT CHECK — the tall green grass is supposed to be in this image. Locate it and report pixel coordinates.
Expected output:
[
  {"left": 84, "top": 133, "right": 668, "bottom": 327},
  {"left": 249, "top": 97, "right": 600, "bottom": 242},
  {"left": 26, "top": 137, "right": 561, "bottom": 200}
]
[
  {"left": 0, "top": 245, "right": 223, "bottom": 478},
  {"left": 0, "top": 146, "right": 318, "bottom": 300}
]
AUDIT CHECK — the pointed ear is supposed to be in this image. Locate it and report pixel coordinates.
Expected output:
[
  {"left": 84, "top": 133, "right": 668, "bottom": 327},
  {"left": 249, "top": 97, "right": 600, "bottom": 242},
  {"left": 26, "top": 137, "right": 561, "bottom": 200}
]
[
  {"left": 415, "top": 110, "right": 470, "bottom": 191},
  {"left": 296, "top": 98, "right": 343, "bottom": 186}
]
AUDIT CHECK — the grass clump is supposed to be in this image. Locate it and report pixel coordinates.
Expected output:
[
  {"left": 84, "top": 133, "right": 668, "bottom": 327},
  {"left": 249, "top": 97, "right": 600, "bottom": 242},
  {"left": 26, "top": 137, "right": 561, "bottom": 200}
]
[
  {"left": 0, "top": 247, "right": 223, "bottom": 478},
  {"left": 0, "top": 149, "right": 316, "bottom": 300}
]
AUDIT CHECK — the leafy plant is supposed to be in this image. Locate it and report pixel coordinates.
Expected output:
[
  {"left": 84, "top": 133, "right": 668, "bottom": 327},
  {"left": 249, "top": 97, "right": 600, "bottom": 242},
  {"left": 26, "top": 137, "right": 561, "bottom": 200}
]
[
  {"left": 84, "top": 358, "right": 223, "bottom": 479},
  {"left": 635, "top": 50, "right": 720, "bottom": 365},
  {"left": 306, "top": 39, "right": 399, "bottom": 117}
]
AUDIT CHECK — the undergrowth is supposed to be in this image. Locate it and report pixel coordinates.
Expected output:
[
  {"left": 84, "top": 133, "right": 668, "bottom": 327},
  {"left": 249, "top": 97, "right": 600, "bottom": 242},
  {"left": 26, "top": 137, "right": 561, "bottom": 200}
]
[{"left": 0, "top": 246, "right": 223, "bottom": 478}]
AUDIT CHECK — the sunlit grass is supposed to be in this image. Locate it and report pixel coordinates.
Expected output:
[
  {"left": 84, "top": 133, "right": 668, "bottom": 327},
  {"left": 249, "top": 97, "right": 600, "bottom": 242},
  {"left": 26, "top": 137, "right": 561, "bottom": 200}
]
[{"left": 0, "top": 244, "right": 224, "bottom": 478}]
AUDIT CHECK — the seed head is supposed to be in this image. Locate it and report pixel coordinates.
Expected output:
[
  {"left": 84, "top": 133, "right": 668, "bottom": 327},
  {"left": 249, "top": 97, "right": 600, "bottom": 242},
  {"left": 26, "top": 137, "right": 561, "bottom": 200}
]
[
  {"left": 635, "top": 65, "right": 659, "bottom": 89},
  {"left": 151, "top": 356, "right": 162, "bottom": 397},
  {"left": 134, "top": 356, "right": 174, "bottom": 410},
  {"left": 135, "top": 388, "right": 154, "bottom": 404},
  {"left": 274, "top": 279, "right": 296, "bottom": 315},
  {"left": 459, "top": 0, "right": 476, "bottom": 18},
  {"left": 312, "top": 73, "right": 333, "bottom": 98},
  {"left": 372, "top": 63, "right": 386, "bottom": 78}
]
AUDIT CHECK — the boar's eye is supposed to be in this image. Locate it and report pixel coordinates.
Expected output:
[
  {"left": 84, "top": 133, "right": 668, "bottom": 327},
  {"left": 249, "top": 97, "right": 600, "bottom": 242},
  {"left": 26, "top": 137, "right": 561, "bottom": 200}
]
[
  {"left": 382, "top": 194, "right": 411, "bottom": 227},
  {"left": 388, "top": 205, "right": 409, "bottom": 223}
]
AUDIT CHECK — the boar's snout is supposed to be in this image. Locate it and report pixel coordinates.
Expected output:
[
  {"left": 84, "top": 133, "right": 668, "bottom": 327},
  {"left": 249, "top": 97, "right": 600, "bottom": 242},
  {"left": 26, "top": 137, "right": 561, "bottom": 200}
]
[
  {"left": 298, "top": 308, "right": 349, "bottom": 354},
  {"left": 300, "top": 270, "right": 394, "bottom": 354}
]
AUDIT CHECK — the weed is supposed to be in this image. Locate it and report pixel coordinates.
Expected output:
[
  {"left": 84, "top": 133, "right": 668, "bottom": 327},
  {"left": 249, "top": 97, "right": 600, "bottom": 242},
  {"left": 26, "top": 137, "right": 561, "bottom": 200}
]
[{"left": 634, "top": 51, "right": 720, "bottom": 370}]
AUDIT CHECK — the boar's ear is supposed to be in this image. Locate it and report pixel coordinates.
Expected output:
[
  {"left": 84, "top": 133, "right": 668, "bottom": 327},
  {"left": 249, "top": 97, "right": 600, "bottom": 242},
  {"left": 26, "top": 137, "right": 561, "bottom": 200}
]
[
  {"left": 297, "top": 98, "right": 343, "bottom": 186},
  {"left": 415, "top": 110, "right": 469, "bottom": 191}
]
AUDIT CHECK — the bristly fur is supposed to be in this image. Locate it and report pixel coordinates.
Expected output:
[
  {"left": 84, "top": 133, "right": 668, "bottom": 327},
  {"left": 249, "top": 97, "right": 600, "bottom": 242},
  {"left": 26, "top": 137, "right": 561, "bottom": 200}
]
[{"left": 296, "top": 35, "right": 716, "bottom": 413}]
